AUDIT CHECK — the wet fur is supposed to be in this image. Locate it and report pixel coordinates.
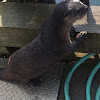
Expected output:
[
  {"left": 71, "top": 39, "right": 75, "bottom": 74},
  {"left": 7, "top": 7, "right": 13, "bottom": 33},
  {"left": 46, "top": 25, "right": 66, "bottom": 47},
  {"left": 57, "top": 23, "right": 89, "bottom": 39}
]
[{"left": 0, "top": 0, "right": 88, "bottom": 82}]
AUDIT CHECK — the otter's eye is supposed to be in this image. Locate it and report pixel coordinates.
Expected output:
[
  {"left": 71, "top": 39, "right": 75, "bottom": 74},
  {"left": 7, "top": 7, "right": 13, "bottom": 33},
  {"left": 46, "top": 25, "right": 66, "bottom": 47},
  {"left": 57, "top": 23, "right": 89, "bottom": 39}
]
[{"left": 64, "top": 13, "right": 68, "bottom": 17}]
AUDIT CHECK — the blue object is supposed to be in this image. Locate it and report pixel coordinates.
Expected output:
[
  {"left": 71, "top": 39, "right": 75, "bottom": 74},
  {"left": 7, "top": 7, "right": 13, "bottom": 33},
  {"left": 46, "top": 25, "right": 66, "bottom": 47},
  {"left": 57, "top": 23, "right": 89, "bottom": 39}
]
[
  {"left": 56, "top": 0, "right": 63, "bottom": 4},
  {"left": 89, "top": 0, "right": 100, "bottom": 6}
]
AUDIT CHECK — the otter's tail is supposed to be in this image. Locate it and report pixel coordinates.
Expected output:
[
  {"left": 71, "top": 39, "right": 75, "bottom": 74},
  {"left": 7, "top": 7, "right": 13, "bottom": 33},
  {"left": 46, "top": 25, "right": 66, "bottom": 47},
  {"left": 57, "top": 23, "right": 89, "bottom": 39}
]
[{"left": 0, "top": 68, "right": 12, "bottom": 81}]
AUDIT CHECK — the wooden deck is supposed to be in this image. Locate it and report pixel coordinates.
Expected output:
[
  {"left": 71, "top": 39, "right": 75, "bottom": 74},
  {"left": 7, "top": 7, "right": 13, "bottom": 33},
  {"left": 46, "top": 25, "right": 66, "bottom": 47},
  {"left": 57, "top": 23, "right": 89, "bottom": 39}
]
[
  {"left": 0, "top": 2, "right": 99, "bottom": 54},
  {"left": 74, "top": 6, "right": 100, "bottom": 33}
]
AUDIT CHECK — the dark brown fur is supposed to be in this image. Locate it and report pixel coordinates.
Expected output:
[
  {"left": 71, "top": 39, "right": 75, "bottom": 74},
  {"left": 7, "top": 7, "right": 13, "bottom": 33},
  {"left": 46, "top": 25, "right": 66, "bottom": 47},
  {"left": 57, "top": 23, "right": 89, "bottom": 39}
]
[{"left": 0, "top": 0, "right": 88, "bottom": 82}]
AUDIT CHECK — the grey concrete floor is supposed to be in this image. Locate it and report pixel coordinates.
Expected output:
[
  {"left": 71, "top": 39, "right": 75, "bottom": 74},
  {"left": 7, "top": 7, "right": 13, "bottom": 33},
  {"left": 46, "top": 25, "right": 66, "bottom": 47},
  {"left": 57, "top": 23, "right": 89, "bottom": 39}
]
[{"left": 0, "top": 58, "right": 64, "bottom": 100}]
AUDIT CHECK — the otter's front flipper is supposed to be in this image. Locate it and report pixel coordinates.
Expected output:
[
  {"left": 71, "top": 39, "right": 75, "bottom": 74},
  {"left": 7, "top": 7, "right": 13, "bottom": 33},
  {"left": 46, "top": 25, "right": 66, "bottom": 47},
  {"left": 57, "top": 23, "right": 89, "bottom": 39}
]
[
  {"left": 75, "top": 31, "right": 87, "bottom": 45},
  {"left": 68, "top": 31, "right": 87, "bottom": 52}
]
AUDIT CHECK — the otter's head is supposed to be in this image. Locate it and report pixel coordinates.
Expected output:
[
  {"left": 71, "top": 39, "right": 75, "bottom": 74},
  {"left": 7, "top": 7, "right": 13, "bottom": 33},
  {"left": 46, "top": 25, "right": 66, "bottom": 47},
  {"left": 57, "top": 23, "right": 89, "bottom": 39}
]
[{"left": 53, "top": 0, "right": 88, "bottom": 25}]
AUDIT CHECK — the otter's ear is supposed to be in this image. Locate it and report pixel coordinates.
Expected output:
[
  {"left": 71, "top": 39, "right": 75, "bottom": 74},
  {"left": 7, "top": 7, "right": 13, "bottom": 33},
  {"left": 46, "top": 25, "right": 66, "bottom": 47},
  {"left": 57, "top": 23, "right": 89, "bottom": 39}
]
[{"left": 64, "top": 13, "right": 68, "bottom": 17}]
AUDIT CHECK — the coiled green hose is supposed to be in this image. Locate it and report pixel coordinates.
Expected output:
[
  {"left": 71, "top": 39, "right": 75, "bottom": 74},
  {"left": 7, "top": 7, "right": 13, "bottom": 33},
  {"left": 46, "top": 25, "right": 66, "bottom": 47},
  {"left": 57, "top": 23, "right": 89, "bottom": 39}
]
[
  {"left": 96, "top": 85, "right": 100, "bottom": 100},
  {"left": 86, "top": 62, "right": 100, "bottom": 100},
  {"left": 64, "top": 53, "right": 95, "bottom": 100}
]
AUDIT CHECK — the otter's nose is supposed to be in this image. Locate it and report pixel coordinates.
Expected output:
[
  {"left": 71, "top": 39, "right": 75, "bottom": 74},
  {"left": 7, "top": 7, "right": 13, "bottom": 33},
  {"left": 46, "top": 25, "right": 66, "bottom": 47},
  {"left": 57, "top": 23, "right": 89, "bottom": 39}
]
[
  {"left": 76, "top": 1, "right": 88, "bottom": 11},
  {"left": 72, "top": 0, "right": 88, "bottom": 8}
]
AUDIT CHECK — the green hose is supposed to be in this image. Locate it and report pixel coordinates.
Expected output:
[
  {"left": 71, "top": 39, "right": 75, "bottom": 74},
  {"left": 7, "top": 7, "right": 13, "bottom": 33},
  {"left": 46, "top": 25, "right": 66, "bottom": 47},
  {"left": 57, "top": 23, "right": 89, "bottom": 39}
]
[
  {"left": 86, "top": 62, "right": 100, "bottom": 100},
  {"left": 64, "top": 53, "right": 95, "bottom": 100},
  {"left": 96, "top": 86, "right": 100, "bottom": 100}
]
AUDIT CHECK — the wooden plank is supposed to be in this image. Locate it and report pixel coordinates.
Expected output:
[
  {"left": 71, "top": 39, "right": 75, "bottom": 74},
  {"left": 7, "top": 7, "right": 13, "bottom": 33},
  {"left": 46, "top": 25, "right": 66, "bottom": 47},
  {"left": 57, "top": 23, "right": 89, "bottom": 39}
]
[
  {"left": 74, "top": 6, "right": 100, "bottom": 33},
  {"left": 0, "top": 2, "right": 99, "bottom": 54},
  {"left": 0, "top": 27, "right": 39, "bottom": 47},
  {"left": 0, "top": 27, "right": 100, "bottom": 53},
  {"left": 0, "top": 2, "right": 99, "bottom": 34},
  {"left": 0, "top": 47, "right": 9, "bottom": 55},
  {"left": 0, "top": 2, "right": 87, "bottom": 31},
  {"left": 0, "top": 2, "right": 55, "bottom": 29}
]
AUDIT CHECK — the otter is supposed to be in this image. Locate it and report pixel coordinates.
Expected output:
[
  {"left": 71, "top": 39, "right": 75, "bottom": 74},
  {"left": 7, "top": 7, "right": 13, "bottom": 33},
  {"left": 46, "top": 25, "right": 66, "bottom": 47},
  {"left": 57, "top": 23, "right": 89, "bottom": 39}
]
[{"left": 0, "top": 0, "right": 88, "bottom": 83}]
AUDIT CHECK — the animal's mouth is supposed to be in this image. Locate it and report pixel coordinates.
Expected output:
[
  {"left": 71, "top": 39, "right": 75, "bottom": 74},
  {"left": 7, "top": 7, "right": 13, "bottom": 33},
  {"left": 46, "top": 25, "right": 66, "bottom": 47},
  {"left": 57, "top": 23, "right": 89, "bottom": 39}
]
[{"left": 81, "top": 8, "right": 88, "bottom": 16}]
